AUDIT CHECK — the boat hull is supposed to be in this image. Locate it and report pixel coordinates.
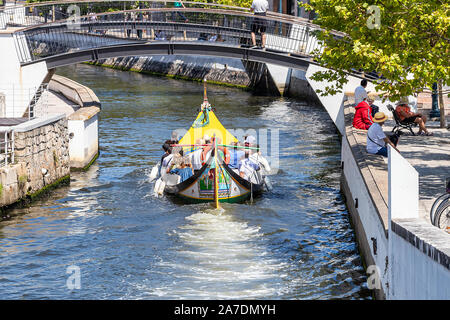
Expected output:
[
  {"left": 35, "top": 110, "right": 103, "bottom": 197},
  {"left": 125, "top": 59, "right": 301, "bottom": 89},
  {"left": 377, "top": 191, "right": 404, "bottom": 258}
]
[{"left": 164, "top": 157, "right": 264, "bottom": 204}]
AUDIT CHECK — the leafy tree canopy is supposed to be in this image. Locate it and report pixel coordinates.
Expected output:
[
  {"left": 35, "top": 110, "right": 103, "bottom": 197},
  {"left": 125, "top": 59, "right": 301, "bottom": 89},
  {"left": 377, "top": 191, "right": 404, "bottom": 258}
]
[{"left": 302, "top": 0, "right": 449, "bottom": 100}]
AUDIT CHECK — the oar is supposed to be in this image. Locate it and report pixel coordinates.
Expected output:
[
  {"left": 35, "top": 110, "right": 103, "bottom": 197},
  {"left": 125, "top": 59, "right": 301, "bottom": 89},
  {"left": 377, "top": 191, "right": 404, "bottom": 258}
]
[{"left": 213, "top": 137, "right": 220, "bottom": 209}]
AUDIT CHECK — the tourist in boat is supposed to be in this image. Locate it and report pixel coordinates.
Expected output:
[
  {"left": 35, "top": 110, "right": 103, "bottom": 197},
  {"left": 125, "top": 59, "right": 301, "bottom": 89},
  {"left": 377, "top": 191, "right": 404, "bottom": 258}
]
[
  {"left": 238, "top": 144, "right": 260, "bottom": 181},
  {"left": 352, "top": 98, "right": 375, "bottom": 130},
  {"left": 229, "top": 141, "right": 245, "bottom": 169},
  {"left": 167, "top": 156, "right": 194, "bottom": 182},
  {"left": 249, "top": 144, "right": 271, "bottom": 174},
  {"left": 244, "top": 135, "right": 257, "bottom": 145},
  {"left": 188, "top": 139, "right": 204, "bottom": 173},
  {"left": 161, "top": 143, "right": 171, "bottom": 165},
  {"left": 160, "top": 141, "right": 174, "bottom": 176}
]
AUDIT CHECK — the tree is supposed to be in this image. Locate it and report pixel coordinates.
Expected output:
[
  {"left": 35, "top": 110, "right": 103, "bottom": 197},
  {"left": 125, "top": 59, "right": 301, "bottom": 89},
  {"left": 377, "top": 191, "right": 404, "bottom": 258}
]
[
  {"left": 301, "top": 0, "right": 449, "bottom": 103},
  {"left": 189, "top": 0, "right": 252, "bottom": 8}
]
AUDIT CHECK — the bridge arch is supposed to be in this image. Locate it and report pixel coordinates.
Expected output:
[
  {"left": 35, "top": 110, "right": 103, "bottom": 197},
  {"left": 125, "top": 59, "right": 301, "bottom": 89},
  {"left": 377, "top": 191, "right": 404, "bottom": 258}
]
[{"left": 3, "top": 1, "right": 334, "bottom": 70}]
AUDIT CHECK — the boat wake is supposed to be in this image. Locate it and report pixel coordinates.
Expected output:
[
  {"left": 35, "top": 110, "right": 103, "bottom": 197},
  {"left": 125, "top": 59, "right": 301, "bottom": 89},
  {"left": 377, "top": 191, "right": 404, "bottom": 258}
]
[{"left": 126, "top": 208, "right": 289, "bottom": 299}]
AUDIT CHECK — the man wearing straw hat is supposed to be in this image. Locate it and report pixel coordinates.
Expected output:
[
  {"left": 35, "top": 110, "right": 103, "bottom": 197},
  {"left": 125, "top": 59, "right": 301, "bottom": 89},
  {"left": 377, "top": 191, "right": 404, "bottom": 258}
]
[{"left": 367, "top": 112, "right": 400, "bottom": 157}]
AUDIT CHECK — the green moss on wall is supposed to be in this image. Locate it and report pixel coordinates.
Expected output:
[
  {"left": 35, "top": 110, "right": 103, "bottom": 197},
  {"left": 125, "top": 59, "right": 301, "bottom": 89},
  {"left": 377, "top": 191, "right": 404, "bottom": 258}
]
[{"left": 84, "top": 62, "right": 251, "bottom": 91}]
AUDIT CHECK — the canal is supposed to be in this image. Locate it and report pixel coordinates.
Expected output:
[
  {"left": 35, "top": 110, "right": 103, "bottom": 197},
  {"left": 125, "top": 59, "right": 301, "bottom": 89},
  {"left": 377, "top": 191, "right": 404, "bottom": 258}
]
[{"left": 0, "top": 64, "right": 370, "bottom": 299}]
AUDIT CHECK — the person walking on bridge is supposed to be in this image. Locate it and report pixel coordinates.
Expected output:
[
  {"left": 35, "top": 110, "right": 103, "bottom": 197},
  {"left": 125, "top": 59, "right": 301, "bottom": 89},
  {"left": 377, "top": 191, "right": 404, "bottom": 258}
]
[
  {"left": 172, "top": 1, "right": 189, "bottom": 23},
  {"left": 250, "top": 0, "right": 269, "bottom": 49}
]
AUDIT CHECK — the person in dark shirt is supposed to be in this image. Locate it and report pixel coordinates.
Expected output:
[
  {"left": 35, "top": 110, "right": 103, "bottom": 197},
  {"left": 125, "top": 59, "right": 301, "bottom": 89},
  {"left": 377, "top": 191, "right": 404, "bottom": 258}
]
[{"left": 161, "top": 143, "right": 171, "bottom": 165}]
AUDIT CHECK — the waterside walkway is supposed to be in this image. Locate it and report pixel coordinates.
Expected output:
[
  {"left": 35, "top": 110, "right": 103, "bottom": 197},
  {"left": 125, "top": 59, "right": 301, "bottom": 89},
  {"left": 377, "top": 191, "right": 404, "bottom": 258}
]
[{"left": 344, "top": 97, "right": 450, "bottom": 225}]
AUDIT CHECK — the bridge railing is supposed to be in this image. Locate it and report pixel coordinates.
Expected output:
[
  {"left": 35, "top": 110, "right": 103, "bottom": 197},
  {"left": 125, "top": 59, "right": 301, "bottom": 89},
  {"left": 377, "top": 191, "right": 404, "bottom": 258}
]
[{"left": 3, "top": 1, "right": 342, "bottom": 65}]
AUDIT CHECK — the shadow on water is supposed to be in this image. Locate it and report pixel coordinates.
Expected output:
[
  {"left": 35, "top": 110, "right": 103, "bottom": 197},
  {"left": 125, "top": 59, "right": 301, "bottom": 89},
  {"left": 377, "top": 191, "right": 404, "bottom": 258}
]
[{"left": 0, "top": 64, "right": 371, "bottom": 300}]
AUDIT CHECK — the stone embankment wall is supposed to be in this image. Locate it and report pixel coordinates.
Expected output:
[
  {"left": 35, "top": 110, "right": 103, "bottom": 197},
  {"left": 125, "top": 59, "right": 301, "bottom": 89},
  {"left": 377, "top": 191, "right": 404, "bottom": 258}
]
[
  {"left": 0, "top": 115, "right": 70, "bottom": 207},
  {"left": 90, "top": 55, "right": 253, "bottom": 87},
  {"left": 88, "top": 55, "right": 321, "bottom": 103}
]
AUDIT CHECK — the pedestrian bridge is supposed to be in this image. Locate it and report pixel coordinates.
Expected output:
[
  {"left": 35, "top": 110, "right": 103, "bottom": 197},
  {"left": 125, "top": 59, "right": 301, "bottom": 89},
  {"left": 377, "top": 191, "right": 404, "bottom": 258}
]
[{"left": 1, "top": 0, "right": 346, "bottom": 70}]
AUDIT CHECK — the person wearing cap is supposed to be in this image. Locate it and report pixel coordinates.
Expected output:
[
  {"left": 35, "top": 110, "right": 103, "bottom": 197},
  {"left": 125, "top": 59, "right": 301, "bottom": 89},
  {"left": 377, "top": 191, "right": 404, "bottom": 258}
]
[
  {"left": 244, "top": 135, "right": 257, "bottom": 145},
  {"left": 353, "top": 98, "right": 375, "bottom": 130},
  {"left": 395, "top": 98, "right": 432, "bottom": 136},
  {"left": 367, "top": 112, "right": 400, "bottom": 157}
]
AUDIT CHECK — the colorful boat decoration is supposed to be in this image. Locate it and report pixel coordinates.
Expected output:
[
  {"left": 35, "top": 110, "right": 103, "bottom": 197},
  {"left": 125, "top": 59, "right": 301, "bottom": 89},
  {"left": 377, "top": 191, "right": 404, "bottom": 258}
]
[{"left": 152, "top": 79, "right": 267, "bottom": 207}]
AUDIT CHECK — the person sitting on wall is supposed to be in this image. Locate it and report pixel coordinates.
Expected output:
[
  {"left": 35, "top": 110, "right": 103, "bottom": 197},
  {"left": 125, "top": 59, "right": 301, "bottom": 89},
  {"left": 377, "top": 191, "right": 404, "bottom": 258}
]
[
  {"left": 367, "top": 112, "right": 400, "bottom": 157},
  {"left": 353, "top": 98, "right": 375, "bottom": 130},
  {"left": 354, "top": 79, "right": 369, "bottom": 105},
  {"left": 395, "top": 98, "right": 433, "bottom": 136}
]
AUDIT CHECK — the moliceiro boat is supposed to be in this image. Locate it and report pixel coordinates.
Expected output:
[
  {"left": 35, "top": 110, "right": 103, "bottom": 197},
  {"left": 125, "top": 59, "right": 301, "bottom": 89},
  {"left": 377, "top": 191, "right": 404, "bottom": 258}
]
[{"left": 152, "top": 80, "right": 269, "bottom": 207}]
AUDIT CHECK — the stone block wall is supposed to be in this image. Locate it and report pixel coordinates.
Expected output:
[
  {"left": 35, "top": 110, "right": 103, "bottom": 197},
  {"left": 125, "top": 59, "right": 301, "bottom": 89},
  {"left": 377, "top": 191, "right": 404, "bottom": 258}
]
[{"left": 0, "top": 117, "right": 70, "bottom": 207}]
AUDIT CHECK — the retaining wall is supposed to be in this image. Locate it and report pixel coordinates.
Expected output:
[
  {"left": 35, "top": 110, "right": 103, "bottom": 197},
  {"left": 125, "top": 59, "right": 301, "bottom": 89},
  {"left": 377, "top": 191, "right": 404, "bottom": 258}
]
[
  {"left": 0, "top": 115, "right": 70, "bottom": 207},
  {"left": 48, "top": 74, "right": 101, "bottom": 169},
  {"left": 335, "top": 94, "right": 450, "bottom": 299},
  {"left": 88, "top": 55, "right": 320, "bottom": 101}
]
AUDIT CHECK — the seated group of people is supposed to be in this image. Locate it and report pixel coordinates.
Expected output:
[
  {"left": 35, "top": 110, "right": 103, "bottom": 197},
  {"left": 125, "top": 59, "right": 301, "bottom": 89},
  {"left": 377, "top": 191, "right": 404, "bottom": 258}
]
[
  {"left": 159, "top": 134, "right": 269, "bottom": 183},
  {"left": 352, "top": 80, "right": 433, "bottom": 157}
]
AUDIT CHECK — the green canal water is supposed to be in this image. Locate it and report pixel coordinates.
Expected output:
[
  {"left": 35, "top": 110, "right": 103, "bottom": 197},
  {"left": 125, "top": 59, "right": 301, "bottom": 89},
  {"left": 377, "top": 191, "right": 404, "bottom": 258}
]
[{"left": 0, "top": 64, "right": 371, "bottom": 299}]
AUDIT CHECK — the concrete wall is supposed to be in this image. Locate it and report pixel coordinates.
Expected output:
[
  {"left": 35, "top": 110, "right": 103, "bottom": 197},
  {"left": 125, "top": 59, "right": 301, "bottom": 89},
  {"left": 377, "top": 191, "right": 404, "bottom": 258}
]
[
  {"left": 67, "top": 107, "right": 99, "bottom": 169},
  {"left": 336, "top": 95, "right": 450, "bottom": 299},
  {"left": 387, "top": 146, "right": 450, "bottom": 299},
  {"left": 0, "top": 30, "right": 49, "bottom": 117},
  {"left": 389, "top": 219, "right": 450, "bottom": 299},
  {"left": 47, "top": 74, "right": 101, "bottom": 169},
  {"left": 0, "top": 115, "right": 70, "bottom": 207},
  {"left": 340, "top": 129, "right": 389, "bottom": 299}
]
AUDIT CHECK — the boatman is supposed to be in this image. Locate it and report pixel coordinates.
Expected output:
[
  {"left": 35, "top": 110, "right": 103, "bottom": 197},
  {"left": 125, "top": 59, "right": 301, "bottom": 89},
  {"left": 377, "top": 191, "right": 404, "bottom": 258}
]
[{"left": 250, "top": 0, "right": 269, "bottom": 49}]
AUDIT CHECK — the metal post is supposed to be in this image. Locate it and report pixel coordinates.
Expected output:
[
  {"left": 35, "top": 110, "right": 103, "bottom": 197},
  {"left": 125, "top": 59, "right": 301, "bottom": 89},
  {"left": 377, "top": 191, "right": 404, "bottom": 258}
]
[
  {"left": 11, "top": 131, "right": 14, "bottom": 164},
  {"left": 4, "top": 131, "right": 7, "bottom": 166},
  {"left": 430, "top": 82, "right": 440, "bottom": 119}
]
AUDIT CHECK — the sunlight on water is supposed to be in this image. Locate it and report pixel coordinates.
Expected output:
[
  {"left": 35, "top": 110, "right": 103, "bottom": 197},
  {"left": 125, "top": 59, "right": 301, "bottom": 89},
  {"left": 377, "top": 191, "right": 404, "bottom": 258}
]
[
  {"left": 127, "top": 208, "right": 289, "bottom": 299},
  {"left": 0, "top": 65, "right": 370, "bottom": 300}
]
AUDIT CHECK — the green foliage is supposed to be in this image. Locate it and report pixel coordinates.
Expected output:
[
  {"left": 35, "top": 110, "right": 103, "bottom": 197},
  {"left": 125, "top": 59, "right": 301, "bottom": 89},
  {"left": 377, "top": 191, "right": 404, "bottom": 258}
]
[
  {"left": 301, "top": 0, "right": 450, "bottom": 100},
  {"left": 189, "top": 0, "right": 252, "bottom": 8}
]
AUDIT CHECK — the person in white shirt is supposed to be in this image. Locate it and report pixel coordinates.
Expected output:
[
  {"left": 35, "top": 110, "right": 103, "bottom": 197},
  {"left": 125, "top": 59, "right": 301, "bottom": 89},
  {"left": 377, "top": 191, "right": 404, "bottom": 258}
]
[
  {"left": 189, "top": 148, "right": 203, "bottom": 172},
  {"left": 367, "top": 112, "right": 400, "bottom": 157},
  {"left": 354, "top": 79, "right": 369, "bottom": 105},
  {"left": 250, "top": 0, "right": 269, "bottom": 49}
]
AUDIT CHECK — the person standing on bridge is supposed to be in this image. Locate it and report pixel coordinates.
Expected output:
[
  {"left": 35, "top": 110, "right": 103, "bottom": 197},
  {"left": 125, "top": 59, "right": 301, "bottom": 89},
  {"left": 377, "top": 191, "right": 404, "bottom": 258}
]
[
  {"left": 172, "top": 1, "right": 189, "bottom": 23},
  {"left": 250, "top": 0, "right": 269, "bottom": 49}
]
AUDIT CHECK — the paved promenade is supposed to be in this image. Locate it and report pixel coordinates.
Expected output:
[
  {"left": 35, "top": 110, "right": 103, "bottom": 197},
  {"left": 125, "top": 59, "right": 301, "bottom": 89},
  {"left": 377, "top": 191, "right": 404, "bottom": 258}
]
[
  {"left": 384, "top": 120, "right": 450, "bottom": 222},
  {"left": 344, "top": 98, "right": 450, "bottom": 225}
]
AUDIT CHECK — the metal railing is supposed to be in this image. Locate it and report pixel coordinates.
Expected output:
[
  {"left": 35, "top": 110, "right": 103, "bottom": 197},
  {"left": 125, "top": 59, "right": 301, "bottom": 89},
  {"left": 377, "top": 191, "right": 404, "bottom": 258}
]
[
  {"left": 0, "top": 84, "right": 48, "bottom": 119},
  {"left": 0, "top": 130, "right": 14, "bottom": 167},
  {"left": 3, "top": 1, "right": 341, "bottom": 65}
]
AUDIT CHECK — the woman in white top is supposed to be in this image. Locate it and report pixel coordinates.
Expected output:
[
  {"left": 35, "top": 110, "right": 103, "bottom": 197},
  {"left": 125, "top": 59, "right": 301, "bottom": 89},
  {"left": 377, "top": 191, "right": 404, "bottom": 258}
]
[{"left": 366, "top": 112, "right": 400, "bottom": 157}]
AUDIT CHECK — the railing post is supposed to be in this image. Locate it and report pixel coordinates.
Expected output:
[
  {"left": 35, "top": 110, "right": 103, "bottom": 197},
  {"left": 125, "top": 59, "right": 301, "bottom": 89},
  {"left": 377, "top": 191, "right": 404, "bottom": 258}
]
[
  {"left": 4, "top": 131, "right": 7, "bottom": 167},
  {"left": 11, "top": 131, "right": 14, "bottom": 164}
]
